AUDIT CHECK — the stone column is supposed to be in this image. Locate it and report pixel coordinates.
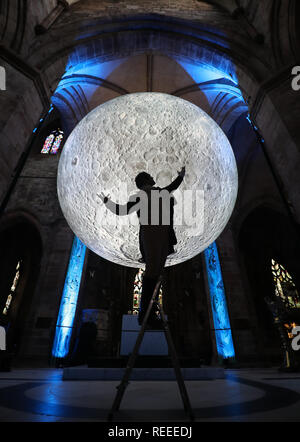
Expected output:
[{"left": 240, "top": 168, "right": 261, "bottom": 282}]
[
  {"left": 216, "top": 226, "right": 259, "bottom": 363},
  {"left": 250, "top": 70, "right": 300, "bottom": 225}
]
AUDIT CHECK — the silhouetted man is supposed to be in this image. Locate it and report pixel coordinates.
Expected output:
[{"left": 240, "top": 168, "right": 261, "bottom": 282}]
[{"left": 100, "top": 166, "right": 185, "bottom": 327}]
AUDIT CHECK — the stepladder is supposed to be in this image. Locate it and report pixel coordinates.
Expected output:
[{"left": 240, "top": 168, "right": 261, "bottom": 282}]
[{"left": 108, "top": 276, "right": 194, "bottom": 422}]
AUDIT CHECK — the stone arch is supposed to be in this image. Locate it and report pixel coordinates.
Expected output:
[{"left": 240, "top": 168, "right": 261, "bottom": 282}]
[
  {"left": 35, "top": 20, "right": 257, "bottom": 137},
  {"left": 36, "top": 24, "right": 270, "bottom": 100},
  {"left": 270, "top": 0, "right": 300, "bottom": 67},
  {"left": 237, "top": 205, "right": 300, "bottom": 363},
  {"left": 233, "top": 197, "right": 287, "bottom": 239},
  {"left": 0, "top": 211, "right": 43, "bottom": 361},
  {"left": 0, "top": 209, "right": 42, "bottom": 236},
  {"left": 1, "top": 2, "right": 299, "bottom": 222},
  {"left": 31, "top": 16, "right": 300, "bottom": 224}
]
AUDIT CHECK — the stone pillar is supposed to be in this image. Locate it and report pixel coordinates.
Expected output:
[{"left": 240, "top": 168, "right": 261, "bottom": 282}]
[
  {"left": 0, "top": 47, "right": 50, "bottom": 207},
  {"left": 216, "top": 226, "right": 259, "bottom": 363},
  {"left": 250, "top": 70, "right": 300, "bottom": 225}
]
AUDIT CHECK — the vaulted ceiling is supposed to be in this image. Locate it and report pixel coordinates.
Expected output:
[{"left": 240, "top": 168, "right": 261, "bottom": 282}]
[
  {"left": 0, "top": 0, "right": 299, "bottom": 151},
  {"left": 1, "top": 0, "right": 300, "bottom": 222},
  {"left": 51, "top": 51, "right": 248, "bottom": 135},
  {"left": 29, "top": 1, "right": 259, "bottom": 134},
  {"left": 31, "top": 1, "right": 297, "bottom": 135}
]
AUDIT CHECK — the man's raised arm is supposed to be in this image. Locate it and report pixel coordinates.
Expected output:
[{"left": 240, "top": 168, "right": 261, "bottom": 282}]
[
  {"left": 99, "top": 192, "right": 140, "bottom": 216},
  {"left": 163, "top": 166, "right": 185, "bottom": 192}
]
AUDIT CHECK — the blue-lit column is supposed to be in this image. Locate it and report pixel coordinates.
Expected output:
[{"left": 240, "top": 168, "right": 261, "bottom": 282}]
[
  {"left": 52, "top": 236, "right": 86, "bottom": 358},
  {"left": 204, "top": 242, "right": 235, "bottom": 360}
]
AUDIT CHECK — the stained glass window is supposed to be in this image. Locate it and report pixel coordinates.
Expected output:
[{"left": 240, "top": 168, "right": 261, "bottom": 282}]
[
  {"left": 41, "top": 129, "right": 64, "bottom": 154},
  {"left": 132, "top": 268, "right": 163, "bottom": 314},
  {"left": 3, "top": 260, "right": 22, "bottom": 315},
  {"left": 271, "top": 259, "right": 300, "bottom": 309},
  {"left": 41, "top": 134, "right": 54, "bottom": 153},
  {"left": 50, "top": 133, "right": 63, "bottom": 154}
]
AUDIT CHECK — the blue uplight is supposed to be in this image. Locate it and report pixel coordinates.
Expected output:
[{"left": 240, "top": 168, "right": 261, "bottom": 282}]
[
  {"left": 174, "top": 57, "right": 238, "bottom": 85},
  {"left": 204, "top": 242, "right": 235, "bottom": 359},
  {"left": 246, "top": 114, "right": 266, "bottom": 144},
  {"left": 52, "top": 236, "right": 86, "bottom": 358}
]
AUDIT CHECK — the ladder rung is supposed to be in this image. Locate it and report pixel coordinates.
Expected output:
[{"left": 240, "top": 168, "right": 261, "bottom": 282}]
[{"left": 108, "top": 275, "right": 194, "bottom": 421}]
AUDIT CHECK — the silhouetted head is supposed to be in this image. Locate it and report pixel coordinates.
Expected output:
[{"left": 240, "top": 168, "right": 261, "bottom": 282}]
[{"left": 135, "top": 172, "right": 155, "bottom": 189}]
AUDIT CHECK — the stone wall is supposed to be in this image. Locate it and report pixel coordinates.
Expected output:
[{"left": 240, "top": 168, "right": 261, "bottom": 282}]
[{"left": 2, "top": 108, "right": 74, "bottom": 363}]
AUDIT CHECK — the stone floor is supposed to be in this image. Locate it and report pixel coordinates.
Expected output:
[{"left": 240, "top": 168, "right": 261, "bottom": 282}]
[{"left": 0, "top": 367, "right": 300, "bottom": 422}]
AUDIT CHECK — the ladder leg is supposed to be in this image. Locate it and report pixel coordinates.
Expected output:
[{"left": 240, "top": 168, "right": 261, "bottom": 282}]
[
  {"left": 157, "top": 304, "right": 194, "bottom": 422},
  {"left": 108, "top": 278, "right": 163, "bottom": 421}
]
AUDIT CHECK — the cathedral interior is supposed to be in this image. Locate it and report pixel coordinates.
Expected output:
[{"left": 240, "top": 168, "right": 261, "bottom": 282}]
[{"left": 0, "top": 0, "right": 300, "bottom": 424}]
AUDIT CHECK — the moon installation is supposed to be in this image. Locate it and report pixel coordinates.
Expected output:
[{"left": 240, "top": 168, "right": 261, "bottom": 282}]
[{"left": 57, "top": 92, "right": 238, "bottom": 268}]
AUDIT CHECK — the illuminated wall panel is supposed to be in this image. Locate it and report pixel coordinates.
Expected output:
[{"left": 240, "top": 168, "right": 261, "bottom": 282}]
[
  {"left": 52, "top": 236, "right": 86, "bottom": 358},
  {"left": 204, "top": 242, "right": 235, "bottom": 359}
]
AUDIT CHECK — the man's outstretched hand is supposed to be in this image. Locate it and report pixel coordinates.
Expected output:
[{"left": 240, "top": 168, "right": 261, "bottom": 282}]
[
  {"left": 178, "top": 166, "right": 186, "bottom": 178},
  {"left": 99, "top": 192, "right": 110, "bottom": 204}
]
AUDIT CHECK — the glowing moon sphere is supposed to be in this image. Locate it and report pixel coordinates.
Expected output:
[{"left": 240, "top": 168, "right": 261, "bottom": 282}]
[{"left": 57, "top": 92, "right": 238, "bottom": 268}]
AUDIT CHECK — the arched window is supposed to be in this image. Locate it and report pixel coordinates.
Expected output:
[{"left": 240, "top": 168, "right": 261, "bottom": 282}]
[
  {"left": 132, "top": 268, "right": 163, "bottom": 314},
  {"left": 271, "top": 259, "right": 300, "bottom": 309},
  {"left": 41, "top": 128, "right": 64, "bottom": 154},
  {"left": 2, "top": 260, "right": 22, "bottom": 315}
]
